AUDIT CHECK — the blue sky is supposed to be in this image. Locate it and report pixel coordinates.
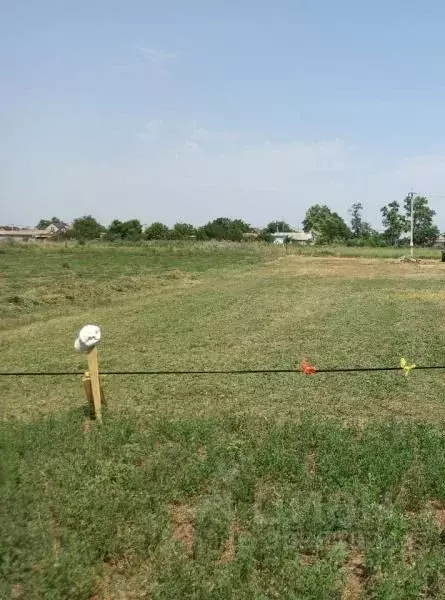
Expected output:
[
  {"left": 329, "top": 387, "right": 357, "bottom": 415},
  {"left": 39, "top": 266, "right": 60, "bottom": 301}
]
[{"left": 2, "top": 0, "right": 445, "bottom": 229}]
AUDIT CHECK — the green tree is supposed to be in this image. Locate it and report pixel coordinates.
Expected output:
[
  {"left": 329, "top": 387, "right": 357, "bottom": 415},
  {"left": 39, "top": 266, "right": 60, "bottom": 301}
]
[
  {"left": 348, "top": 203, "right": 368, "bottom": 237},
  {"left": 170, "top": 223, "right": 196, "bottom": 239},
  {"left": 303, "top": 204, "right": 351, "bottom": 243},
  {"left": 403, "top": 195, "right": 440, "bottom": 246},
  {"left": 195, "top": 227, "right": 208, "bottom": 241},
  {"left": 380, "top": 201, "right": 407, "bottom": 246},
  {"left": 348, "top": 203, "right": 378, "bottom": 244},
  {"left": 107, "top": 220, "right": 123, "bottom": 239},
  {"left": 69, "top": 215, "right": 104, "bottom": 240},
  {"left": 264, "top": 221, "right": 292, "bottom": 234},
  {"left": 144, "top": 222, "right": 170, "bottom": 240},
  {"left": 198, "top": 218, "right": 251, "bottom": 241},
  {"left": 107, "top": 219, "right": 143, "bottom": 240}
]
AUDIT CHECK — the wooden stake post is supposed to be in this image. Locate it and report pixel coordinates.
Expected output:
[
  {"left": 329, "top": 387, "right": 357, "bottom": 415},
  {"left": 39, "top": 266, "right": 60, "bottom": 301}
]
[
  {"left": 83, "top": 373, "right": 94, "bottom": 418},
  {"left": 76, "top": 325, "right": 103, "bottom": 423},
  {"left": 86, "top": 346, "right": 102, "bottom": 422}
]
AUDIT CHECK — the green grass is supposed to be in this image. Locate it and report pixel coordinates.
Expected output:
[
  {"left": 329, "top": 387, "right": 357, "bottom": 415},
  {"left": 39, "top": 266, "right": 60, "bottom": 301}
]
[
  {"left": 1, "top": 242, "right": 445, "bottom": 422},
  {"left": 2, "top": 241, "right": 445, "bottom": 598},
  {"left": 0, "top": 242, "right": 264, "bottom": 329},
  {"left": 3, "top": 413, "right": 445, "bottom": 599}
]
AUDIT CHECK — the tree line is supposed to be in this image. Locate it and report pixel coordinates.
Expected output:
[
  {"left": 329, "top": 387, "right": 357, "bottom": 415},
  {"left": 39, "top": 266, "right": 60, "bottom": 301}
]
[
  {"left": 302, "top": 196, "right": 440, "bottom": 246},
  {"left": 36, "top": 216, "right": 254, "bottom": 242},
  {"left": 36, "top": 195, "right": 442, "bottom": 245}
]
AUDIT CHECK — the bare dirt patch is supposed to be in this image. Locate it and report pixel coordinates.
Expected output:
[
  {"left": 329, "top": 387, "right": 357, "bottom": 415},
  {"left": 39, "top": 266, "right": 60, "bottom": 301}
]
[
  {"left": 197, "top": 446, "right": 207, "bottom": 460},
  {"left": 218, "top": 520, "right": 242, "bottom": 564},
  {"left": 403, "top": 534, "right": 416, "bottom": 566},
  {"left": 300, "top": 553, "right": 317, "bottom": 566},
  {"left": 307, "top": 449, "right": 316, "bottom": 475},
  {"left": 93, "top": 560, "right": 153, "bottom": 600},
  {"left": 342, "top": 549, "right": 366, "bottom": 600},
  {"left": 429, "top": 500, "right": 445, "bottom": 531},
  {"left": 170, "top": 503, "right": 196, "bottom": 557},
  {"left": 11, "top": 584, "right": 23, "bottom": 599}
]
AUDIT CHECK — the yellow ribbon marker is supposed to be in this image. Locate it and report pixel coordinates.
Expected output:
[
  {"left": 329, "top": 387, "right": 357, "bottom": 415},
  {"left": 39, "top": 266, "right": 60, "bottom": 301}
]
[{"left": 400, "top": 357, "right": 416, "bottom": 377}]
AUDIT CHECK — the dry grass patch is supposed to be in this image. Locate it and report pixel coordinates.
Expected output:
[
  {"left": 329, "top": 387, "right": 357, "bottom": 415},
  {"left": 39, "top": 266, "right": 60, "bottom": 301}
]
[{"left": 264, "top": 255, "right": 445, "bottom": 280}]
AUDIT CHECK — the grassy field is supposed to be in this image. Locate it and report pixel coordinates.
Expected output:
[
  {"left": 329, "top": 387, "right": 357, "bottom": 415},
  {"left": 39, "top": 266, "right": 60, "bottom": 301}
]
[{"left": 2, "top": 241, "right": 445, "bottom": 599}]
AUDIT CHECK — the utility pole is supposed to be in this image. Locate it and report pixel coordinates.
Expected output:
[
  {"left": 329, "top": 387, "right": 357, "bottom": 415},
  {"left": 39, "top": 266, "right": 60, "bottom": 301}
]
[{"left": 408, "top": 192, "right": 415, "bottom": 258}]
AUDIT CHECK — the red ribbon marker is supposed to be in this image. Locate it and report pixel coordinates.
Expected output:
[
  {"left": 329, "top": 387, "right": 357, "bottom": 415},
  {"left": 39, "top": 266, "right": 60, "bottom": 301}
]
[{"left": 301, "top": 359, "right": 317, "bottom": 375}]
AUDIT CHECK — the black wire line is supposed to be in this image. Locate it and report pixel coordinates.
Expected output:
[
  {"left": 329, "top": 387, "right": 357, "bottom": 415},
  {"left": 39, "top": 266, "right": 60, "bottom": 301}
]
[{"left": 0, "top": 365, "right": 444, "bottom": 377}]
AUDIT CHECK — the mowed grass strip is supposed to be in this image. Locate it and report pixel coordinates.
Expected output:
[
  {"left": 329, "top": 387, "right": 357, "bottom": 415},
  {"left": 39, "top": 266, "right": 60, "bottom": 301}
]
[
  {"left": 3, "top": 413, "right": 445, "bottom": 599},
  {"left": 0, "top": 242, "right": 265, "bottom": 330},
  {"left": 1, "top": 247, "right": 445, "bottom": 422},
  {"left": 0, "top": 241, "right": 441, "bottom": 330}
]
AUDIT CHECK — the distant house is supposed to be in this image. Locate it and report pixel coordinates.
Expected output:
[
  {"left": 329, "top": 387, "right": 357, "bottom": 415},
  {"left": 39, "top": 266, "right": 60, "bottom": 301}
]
[
  {"left": 41, "top": 221, "right": 70, "bottom": 236},
  {"left": 271, "top": 231, "right": 315, "bottom": 245},
  {"left": 0, "top": 228, "right": 50, "bottom": 242},
  {"left": 434, "top": 235, "right": 445, "bottom": 248},
  {"left": 287, "top": 231, "right": 315, "bottom": 244},
  {"left": 0, "top": 222, "right": 70, "bottom": 242}
]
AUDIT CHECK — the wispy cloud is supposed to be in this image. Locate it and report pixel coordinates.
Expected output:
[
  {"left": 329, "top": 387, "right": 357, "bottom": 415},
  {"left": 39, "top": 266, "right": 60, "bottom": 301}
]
[
  {"left": 136, "top": 119, "right": 164, "bottom": 140},
  {"left": 138, "top": 47, "right": 177, "bottom": 74},
  {"left": 4, "top": 117, "right": 445, "bottom": 229}
]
